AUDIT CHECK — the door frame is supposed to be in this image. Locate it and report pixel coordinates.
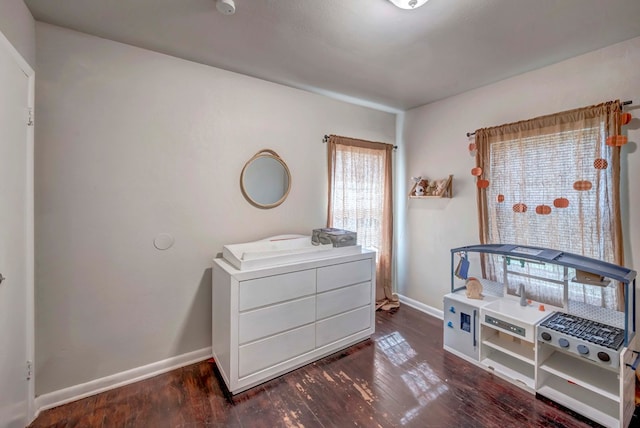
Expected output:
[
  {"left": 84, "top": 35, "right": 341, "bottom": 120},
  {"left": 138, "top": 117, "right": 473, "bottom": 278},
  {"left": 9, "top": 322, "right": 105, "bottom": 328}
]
[{"left": 0, "top": 28, "right": 35, "bottom": 424}]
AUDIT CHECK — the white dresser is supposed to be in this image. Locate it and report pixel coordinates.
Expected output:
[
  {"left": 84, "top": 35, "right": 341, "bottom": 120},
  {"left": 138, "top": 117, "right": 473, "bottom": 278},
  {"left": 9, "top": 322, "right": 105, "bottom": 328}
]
[{"left": 212, "top": 250, "right": 376, "bottom": 394}]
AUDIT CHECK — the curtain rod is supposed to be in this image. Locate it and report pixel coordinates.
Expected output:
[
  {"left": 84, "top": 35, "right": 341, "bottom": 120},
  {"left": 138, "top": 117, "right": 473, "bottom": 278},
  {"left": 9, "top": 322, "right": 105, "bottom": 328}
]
[
  {"left": 465, "top": 100, "right": 633, "bottom": 137},
  {"left": 322, "top": 134, "right": 398, "bottom": 149}
]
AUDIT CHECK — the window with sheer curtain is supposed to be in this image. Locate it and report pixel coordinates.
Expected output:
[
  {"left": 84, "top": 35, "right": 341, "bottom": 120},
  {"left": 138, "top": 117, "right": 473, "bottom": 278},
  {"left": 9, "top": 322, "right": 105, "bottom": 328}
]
[
  {"left": 326, "top": 135, "right": 398, "bottom": 310},
  {"left": 474, "top": 101, "right": 624, "bottom": 310}
]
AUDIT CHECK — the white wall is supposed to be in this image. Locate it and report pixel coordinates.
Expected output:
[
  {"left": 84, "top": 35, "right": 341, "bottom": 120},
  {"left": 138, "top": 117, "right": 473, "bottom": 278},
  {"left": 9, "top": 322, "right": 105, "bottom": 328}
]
[
  {"left": 34, "top": 22, "right": 395, "bottom": 395},
  {"left": 0, "top": 0, "right": 35, "bottom": 67},
  {"left": 400, "top": 36, "right": 640, "bottom": 310}
]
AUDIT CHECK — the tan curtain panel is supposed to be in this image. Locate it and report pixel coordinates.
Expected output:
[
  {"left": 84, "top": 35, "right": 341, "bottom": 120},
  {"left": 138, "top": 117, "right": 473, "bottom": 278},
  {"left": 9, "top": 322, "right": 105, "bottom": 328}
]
[
  {"left": 327, "top": 135, "right": 397, "bottom": 310},
  {"left": 475, "top": 100, "right": 624, "bottom": 310}
]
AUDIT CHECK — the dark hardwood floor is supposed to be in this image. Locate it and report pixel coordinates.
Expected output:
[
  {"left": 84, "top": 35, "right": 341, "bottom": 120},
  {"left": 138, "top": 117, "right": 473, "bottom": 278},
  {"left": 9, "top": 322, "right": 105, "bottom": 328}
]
[{"left": 30, "top": 306, "right": 610, "bottom": 428}]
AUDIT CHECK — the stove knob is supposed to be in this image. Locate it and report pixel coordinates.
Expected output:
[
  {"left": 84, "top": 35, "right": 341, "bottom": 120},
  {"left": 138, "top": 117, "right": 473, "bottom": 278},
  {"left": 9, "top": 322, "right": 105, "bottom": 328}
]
[
  {"left": 577, "top": 344, "right": 589, "bottom": 355},
  {"left": 541, "top": 332, "right": 552, "bottom": 341},
  {"left": 597, "top": 351, "right": 611, "bottom": 362},
  {"left": 558, "top": 338, "right": 570, "bottom": 348}
]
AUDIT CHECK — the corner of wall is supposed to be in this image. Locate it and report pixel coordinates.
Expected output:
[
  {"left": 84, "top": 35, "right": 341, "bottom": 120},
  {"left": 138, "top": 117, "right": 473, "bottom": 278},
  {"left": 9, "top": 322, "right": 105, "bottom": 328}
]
[
  {"left": 0, "top": 0, "right": 36, "bottom": 68},
  {"left": 34, "top": 347, "right": 212, "bottom": 419}
]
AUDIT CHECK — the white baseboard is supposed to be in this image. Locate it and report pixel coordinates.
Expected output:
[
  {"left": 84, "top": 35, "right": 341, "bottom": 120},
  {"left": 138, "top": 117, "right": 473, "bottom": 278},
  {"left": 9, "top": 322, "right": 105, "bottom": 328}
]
[
  {"left": 34, "top": 347, "right": 212, "bottom": 417},
  {"left": 33, "top": 299, "right": 439, "bottom": 417},
  {"left": 398, "top": 294, "right": 443, "bottom": 319}
]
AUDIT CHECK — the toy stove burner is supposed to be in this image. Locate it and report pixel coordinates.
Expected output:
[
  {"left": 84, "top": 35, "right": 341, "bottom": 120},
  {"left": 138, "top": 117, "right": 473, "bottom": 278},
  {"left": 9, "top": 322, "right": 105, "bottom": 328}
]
[
  {"left": 538, "top": 312, "right": 625, "bottom": 368},
  {"left": 539, "top": 312, "right": 624, "bottom": 350}
]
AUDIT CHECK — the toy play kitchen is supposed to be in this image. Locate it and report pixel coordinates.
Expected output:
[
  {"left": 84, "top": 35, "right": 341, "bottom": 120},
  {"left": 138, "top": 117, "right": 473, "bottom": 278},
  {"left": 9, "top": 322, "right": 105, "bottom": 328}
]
[{"left": 443, "top": 244, "right": 638, "bottom": 428}]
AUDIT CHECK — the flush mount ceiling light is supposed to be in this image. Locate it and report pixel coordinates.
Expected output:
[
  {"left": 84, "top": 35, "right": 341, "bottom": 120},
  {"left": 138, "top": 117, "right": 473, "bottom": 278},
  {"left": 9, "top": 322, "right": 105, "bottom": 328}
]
[{"left": 388, "top": 0, "right": 429, "bottom": 9}]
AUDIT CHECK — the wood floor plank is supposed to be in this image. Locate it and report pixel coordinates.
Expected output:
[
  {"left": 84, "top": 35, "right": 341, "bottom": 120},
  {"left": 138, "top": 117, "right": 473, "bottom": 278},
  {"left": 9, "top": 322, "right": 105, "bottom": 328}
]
[{"left": 30, "top": 306, "right": 616, "bottom": 428}]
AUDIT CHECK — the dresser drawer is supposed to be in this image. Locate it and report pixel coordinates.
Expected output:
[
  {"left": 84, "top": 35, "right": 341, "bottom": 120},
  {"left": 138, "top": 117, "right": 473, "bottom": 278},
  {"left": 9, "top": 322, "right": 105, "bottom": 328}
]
[
  {"left": 239, "top": 269, "right": 316, "bottom": 311},
  {"left": 316, "top": 305, "right": 371, "bottom": 348},
  {"left": 239, "top": 296, "right": 315, "bottom": 344},
  {"left": 316, "top": 281, "right": 371, "bottom": 320},
  {"left": 317, "top": 259, "right": 372, "bottom": 293},
  {"left": 238, "top": 324, "right": 315, "bottom": 378}
]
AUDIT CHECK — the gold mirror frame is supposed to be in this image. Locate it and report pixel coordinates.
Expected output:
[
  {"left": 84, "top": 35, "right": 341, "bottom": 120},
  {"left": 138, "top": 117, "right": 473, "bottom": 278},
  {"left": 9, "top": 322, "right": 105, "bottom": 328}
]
[{"left": 240, "top": 149, "right": 292, "bottom": 209}]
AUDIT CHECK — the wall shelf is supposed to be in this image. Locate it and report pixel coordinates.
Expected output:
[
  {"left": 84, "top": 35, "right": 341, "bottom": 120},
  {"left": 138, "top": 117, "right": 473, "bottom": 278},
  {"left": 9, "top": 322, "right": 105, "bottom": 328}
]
[{"left": 408, "top": 174, "right": 453, "bottom": 198}]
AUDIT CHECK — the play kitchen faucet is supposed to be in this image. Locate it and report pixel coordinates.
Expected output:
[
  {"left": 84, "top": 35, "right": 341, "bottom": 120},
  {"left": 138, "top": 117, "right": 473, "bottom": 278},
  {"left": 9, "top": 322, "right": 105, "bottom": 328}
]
[{"left": 518, "top": 283, "right": 527, "bottom": 306}]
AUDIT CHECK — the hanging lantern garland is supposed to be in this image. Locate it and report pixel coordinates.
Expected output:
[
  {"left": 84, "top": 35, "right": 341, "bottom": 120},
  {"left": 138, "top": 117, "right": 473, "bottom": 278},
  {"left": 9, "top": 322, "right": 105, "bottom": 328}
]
[
  {"left": 513, "top": 203, "right": 527, "bottom": 213},
  {"left": 467, "top": 137, "right": 489, "bottom": 189},
  {"left": 469, "top": 165, "right": 489, "bottom": 188},
  {"left": 533, "top": 171, "right": 553, "bottom": 216},
  {"left": 468, "top": 133, "right": 477, "bottom": 157},
  {"left": 468, "top": 142, "right": 477, "bottom": 157},
  {"left": 472, "top": 111, "right": 635, "bottom": 215},
  {"left": 593, "top": 158, "right": 608, "bottom": 170},
  {"left": 553, "top": 197, "right": 570, "bottom": 208},
  {"left": 554, "top": 165, "right": 570, "bottom": 209},
  {"left": 573, "top": 180, "right": 592, "bottom": 191},
  {"left": 605, "top": 112, "right": 632, "bottom": 147},
  {"left": 572, "top": 153, "right": 593, "bottom": 192},
  {"left": 535, "top": 205, "right": 552, "bottom": 215},
  {"left": 606, "top": 135, "right": 628, "bottom": 147}
]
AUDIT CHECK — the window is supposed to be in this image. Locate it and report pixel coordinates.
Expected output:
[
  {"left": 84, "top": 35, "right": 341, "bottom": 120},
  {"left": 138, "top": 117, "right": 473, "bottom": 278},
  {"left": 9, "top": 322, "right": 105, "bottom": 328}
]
[
  {"left": 326, "top": 135, "right": 397, "bottom": 309},
  {"left": 475, "top": 101, "right": 624, "bottom": 310}
]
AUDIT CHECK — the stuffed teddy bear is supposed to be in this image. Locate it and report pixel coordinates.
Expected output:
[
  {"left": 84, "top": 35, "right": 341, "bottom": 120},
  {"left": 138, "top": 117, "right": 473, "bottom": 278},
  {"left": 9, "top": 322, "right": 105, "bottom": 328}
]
[
  {"left": 433, "top": 179, "right": 448, "bottom": 196},
  {"left": 426, "top": 181, "right": 437, "bottom": 196},
  {"left": 465, "top": 277, "right": 483, "bottom": 300},
  {"left": 414, "top": 179, "right": 428, "bottom": 196}
]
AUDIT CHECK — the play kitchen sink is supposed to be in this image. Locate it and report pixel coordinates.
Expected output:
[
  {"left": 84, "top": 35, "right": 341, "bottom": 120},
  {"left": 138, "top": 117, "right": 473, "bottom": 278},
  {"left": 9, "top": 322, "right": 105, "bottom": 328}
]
[{"left": 482, "top": 297, "right": 557, "bottom": 342}]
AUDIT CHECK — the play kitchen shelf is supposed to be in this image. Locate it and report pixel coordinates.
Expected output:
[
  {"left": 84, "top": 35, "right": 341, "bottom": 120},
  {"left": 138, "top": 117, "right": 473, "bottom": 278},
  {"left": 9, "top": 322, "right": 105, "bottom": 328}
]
[
  {"left": 443, "top": 244, "right": 638, "bottom": 428},
  {"left": 481, "top": 291, "right": 566, "bottom": 393},
  {"left": 479, "top": 295, "right": 563, "bottom": 392}
]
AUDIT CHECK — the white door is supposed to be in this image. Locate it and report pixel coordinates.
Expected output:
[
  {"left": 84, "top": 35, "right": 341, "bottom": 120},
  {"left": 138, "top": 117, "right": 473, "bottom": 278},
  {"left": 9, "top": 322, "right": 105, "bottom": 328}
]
[{"left": 0, "top": 31, "right": 33, "bottom": 428}]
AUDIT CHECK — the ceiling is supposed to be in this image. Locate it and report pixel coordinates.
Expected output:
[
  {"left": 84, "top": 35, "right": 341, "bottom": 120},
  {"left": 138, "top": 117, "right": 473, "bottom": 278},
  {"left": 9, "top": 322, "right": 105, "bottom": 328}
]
[{"left": 24, "top": 0, "right": 640, "bottom": 111}]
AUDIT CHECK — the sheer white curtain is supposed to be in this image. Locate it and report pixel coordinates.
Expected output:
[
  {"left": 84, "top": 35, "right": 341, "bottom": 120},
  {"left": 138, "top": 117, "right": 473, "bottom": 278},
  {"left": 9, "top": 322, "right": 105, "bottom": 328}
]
[
  {"left": 327, "top": 135, "right": 398, "bottom": 310},
  {"left": 475, "top": 101, "right": 624, "bottom": 309}
]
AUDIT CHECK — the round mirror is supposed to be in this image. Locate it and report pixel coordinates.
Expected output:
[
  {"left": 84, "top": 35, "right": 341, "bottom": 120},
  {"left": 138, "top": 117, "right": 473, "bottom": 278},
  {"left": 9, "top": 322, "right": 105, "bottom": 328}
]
[{"left": 240, "top": 150, "right": 291, "bottom": 209}]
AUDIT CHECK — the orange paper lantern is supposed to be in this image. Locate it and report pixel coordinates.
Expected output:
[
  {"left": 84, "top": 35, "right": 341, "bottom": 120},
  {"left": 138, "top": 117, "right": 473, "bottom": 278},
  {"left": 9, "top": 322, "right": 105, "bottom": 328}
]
[
  {"left": 606, "top": 135, "right": 628, "bottom": 146},
  {"left": 512, "top": 203, "right": 527, "bottom": 213},
  {"left": 497, "top": 194, "right": 505, "bottom": 203},
  {"left": 471, "top": 167, "right": 483, "bottom": 176},
  {"left": 477, "top": 179, "right": 490, "bottom": 189},
  {"left": 573, "top": 180, "right": 592, "bottom": 191},
  {"left": 621, "top": 112, "right": 632, "bottom": 125},
  {"left": 535, "top": 205, "right": 552, "bottom": 215},
  {"left": 553, "top": 198, "right": 569, "bottom": 208},
  {"left": 593, "top": 158, "right": 608, "bottom": 170}
]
